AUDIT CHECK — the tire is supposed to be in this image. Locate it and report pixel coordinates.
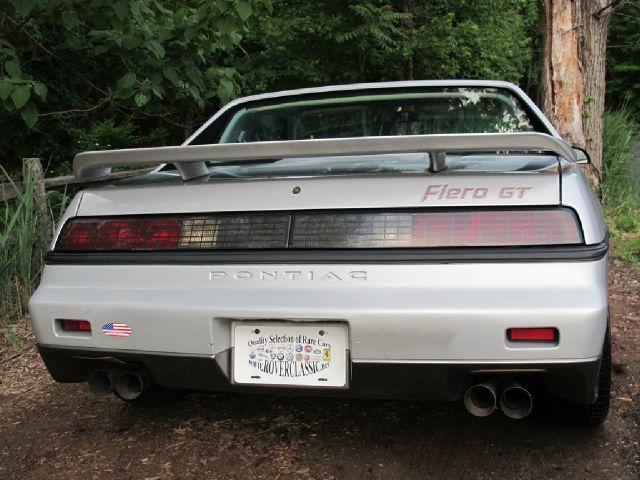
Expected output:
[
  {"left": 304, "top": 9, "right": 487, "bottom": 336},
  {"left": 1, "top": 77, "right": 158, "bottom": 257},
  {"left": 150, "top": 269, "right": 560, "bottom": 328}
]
[{"left": 543, "top": 323, "right": 611, "bottom": 426}]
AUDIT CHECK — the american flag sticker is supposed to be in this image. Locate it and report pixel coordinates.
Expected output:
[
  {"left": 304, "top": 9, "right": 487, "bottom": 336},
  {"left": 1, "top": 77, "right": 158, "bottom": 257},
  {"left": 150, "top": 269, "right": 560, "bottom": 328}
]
[{"left": 101, "top": 322, "right": 133, "bottom": 338}]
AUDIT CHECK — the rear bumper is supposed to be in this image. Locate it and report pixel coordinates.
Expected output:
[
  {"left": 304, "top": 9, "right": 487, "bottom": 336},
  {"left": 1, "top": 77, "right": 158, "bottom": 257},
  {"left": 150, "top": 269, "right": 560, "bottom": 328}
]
[
  {"left": 29, "top": 258, "right": 608, "bottom": 404},
  {"left": 29, "top": 260, "right": 608, "bottom": 360},
  {"left": 37, "top": 344, "right": 601, "bottom": 403}
]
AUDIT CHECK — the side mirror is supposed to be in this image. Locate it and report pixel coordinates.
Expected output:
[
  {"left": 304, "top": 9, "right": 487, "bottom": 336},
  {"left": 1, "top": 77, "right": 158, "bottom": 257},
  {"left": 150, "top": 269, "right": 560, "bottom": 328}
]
[{"left": 572, "top": 147, "right": 591, "bottom": 165}]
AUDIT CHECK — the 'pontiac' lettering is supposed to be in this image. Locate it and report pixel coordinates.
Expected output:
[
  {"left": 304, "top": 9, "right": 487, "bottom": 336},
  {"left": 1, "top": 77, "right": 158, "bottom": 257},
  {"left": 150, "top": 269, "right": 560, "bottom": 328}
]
[{"left": 209, "top": 270, "right": 368, "bottom": 281}]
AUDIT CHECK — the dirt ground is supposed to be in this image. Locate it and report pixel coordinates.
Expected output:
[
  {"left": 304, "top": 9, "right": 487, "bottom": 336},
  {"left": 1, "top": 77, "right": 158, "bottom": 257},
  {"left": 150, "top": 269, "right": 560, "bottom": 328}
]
[{"left": 1, "top": 261, "right": 638, "bottom": 480}]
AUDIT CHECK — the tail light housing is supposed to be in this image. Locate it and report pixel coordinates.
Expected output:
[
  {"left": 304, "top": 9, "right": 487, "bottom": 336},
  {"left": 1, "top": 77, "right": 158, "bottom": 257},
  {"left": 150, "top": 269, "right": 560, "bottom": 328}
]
[
  {"left": 55, "top": 208, "right": 583, "bottom": 251},
  {"left": 58, "top": 218, "right": 182, "bottom": 251}
]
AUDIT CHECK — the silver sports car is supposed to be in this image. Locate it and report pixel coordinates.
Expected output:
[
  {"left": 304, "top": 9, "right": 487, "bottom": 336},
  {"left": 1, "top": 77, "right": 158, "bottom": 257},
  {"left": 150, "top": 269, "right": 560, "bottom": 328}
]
[{"left": 29, "top": 81, "right": 610, "bottom": 424}]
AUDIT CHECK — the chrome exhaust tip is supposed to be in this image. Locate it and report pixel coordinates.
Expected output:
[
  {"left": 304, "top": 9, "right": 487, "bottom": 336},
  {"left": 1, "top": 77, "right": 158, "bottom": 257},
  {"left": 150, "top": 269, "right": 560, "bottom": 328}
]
[
  {"left": 500, "top": 383, "right": 533, "bottom": 419},
  {"left": 114, "top": 371, "right": 148, "bottom": 400},
  {"left": 464, "top": 382, "right": 498, "bottom": 417},
  {"left": 87, "top": 370, "right": 115, "bottom": 396}
]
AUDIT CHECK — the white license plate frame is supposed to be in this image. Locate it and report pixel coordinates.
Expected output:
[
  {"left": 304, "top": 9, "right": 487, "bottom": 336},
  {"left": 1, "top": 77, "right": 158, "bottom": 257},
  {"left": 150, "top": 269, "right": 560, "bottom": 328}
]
[{"left": 232, "top": 322, "right": 349, "bottom": 388}]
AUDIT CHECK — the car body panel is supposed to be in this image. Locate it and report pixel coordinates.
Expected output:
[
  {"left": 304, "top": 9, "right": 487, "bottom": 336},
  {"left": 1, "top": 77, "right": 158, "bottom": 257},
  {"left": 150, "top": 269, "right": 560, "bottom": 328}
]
[{"left": 74, "top": 170, "right": 560, "bottom": 214}]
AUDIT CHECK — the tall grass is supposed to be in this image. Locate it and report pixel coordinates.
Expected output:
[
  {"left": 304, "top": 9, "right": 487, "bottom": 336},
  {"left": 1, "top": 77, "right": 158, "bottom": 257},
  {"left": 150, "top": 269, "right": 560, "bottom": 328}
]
[
  {"left": 602, "top": 109, "right": 640, "bottom": 220},
  {"left": 0, "top": 168, "right": 69, "bottom": 325},
  {"left": 601, "top": 108, "right": 640, "bottom": 263}
]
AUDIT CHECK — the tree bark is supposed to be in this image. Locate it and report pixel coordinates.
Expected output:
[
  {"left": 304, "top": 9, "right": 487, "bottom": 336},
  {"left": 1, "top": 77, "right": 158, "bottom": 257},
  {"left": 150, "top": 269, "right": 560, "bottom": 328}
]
[
  {"left": 539, "top": 0, "right": 620, "bottom": 187},
  {"left": 22, "top": 158, "right": 52, "bottom": 243},
  {"left": 581, "top": 1, "right": 612, "bottom": 185},
  {"left": 540, "top": 0, "right": 586, "bottom": 149}
]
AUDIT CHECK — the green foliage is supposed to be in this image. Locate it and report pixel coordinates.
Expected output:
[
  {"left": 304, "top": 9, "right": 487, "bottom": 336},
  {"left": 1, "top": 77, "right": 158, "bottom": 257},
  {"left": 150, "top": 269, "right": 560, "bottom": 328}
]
[
  {"left": 237, "top": 1, "right": 363, "bottom": 90},
  {"left": 611, "top": 235, "right": 640, "bottom": 265},
  {"left": 0, "top": 0, "right": 540, "bottom": 173},
  {"left": 337, "top": 2, "right": 410, "bottom": 53},
  {"left": 240, "top": 0, "right": 536, "bottom": 94},
  {"left": 4, "top": 325, "right": 23, "bottom": 351},
  {"left": 606, "top": 2, "right": 640, "bottom": 117},
  {"left": 601, "top": 108, "right": 640, "bottom": 263},
  {"left": 411, "top": 0, "right": 535, "bottom": 82},
  {"left": 0, "top": 0, "right": 270, "bottom": 170},
  {"left": 0, "top": 167, "right": 70, "bottom": 325},
  {"left": 602, "top": 108, "right": 640, "bottom": 220},
  {"left": 78, "top": 119, "right": 138, "bottom": 151},
  {"left": 0, "top": 46, "right": 49, "bottom": 128}
]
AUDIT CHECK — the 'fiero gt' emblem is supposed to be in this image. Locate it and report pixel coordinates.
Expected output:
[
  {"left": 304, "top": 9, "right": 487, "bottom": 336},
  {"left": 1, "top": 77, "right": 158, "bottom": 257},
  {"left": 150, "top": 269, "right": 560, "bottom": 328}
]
[
  {"left": 209, "top": 270, "right": 367, "bottom": 281},
  {"left": 421, "top": 184, "right": 532, "bottom": 202}
]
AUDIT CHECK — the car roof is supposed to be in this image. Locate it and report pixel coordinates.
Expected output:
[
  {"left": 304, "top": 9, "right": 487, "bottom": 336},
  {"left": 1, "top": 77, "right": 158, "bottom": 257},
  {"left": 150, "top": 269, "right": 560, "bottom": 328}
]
[{"left": 211, "top": 79, "right": 521, "bottom": 106}]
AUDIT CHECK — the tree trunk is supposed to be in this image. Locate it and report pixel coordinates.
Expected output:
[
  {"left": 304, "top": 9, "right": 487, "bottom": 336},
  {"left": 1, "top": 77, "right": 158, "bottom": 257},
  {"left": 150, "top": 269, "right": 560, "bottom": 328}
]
[
  {"left": 402, "top": 0, "right": 415, "bottom": 81},
  {"left": 540, "top": 0, "right": 585, "bottom": 148},
  {"left": 22, "top": 158, "right": 52, "bottom": 243},
  {"left": 539, "top": 0, "right": 620, "bottom": 187},
  {"left": 581, "top": 1, "right": 613, "bottom": 185}
]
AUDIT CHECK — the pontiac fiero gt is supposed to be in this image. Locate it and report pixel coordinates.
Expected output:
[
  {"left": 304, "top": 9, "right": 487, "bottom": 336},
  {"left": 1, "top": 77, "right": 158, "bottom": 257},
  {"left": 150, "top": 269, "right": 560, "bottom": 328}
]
[{"left": 29, "top": 80, "right": 610, "bottom": 424}]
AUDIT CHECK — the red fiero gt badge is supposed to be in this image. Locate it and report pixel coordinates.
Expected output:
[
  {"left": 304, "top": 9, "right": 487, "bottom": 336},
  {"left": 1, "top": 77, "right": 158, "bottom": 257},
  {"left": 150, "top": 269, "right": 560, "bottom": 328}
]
[{"left": 421, "top": 184, "right": 532, "bottom": 202}]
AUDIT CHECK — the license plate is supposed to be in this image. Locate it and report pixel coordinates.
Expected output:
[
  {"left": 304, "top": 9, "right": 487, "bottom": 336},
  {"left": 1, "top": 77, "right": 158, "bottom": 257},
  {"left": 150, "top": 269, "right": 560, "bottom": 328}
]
[{"left": 233, "top": 323, "right": 348, "bottom": 387}]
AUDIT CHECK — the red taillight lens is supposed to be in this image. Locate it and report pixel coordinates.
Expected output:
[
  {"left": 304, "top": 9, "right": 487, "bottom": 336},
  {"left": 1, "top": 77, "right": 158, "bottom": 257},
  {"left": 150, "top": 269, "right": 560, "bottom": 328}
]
[
  {"left": 60, "top": 319, "right": 92, "bottom": 332},
  {"left": 507, "top": 327, "right": 558, "bottom": 342},
  {"left": 57, "top": 218, "right": 182, "bottom": 251}
]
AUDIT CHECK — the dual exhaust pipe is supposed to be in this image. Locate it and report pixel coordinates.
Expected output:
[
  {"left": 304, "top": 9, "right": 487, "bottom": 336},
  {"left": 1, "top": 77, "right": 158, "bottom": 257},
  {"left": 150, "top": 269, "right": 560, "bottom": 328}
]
[
  {"left": 464, "top": 380, "right": 533, "bottom": 419},
  {"left": 90, "top": 369, "right": 532, "bottom": 415},
  {"left": 88, "top": 369, "right": 150, "bottom": 400}
]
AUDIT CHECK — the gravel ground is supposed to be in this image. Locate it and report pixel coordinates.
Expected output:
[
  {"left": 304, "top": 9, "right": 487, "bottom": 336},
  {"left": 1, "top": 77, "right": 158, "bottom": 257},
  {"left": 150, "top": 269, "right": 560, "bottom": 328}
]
[{"left": 1, "top": 260, "right": 638, "bottom": 480}]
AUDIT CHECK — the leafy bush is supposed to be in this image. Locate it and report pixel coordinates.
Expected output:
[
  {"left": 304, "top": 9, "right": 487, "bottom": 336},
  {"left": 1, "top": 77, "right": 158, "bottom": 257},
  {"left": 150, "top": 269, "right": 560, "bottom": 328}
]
[
  {"left": 0, "top": 0, "right": 271, "bottom": 173},
  {"left": 606, "top": 1, "right": 640, "bottom": 118}
]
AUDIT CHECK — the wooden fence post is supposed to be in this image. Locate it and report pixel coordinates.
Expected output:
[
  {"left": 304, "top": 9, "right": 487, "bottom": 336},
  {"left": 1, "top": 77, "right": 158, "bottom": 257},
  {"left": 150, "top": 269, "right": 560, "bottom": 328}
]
[{"left": 22, "top": 158, "right": 52, "bottom": 244}]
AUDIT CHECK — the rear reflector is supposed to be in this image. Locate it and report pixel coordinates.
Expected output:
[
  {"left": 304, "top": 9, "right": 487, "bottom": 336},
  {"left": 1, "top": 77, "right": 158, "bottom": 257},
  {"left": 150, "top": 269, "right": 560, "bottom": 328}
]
[
  {"left": 507, "top": 328, "right": 558, "bottom": 342},
  {"left": 55, "top": 208, "right": 583, "bottom": 251},
  {"left": 60, "top": 319, "right": 92, "bottom": 332}
]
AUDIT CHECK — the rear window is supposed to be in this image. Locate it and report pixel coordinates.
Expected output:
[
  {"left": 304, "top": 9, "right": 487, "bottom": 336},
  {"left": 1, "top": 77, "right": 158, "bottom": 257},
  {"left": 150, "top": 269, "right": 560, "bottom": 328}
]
[{"left": 217, "top": 87, "right": 536, "bottom": 144}]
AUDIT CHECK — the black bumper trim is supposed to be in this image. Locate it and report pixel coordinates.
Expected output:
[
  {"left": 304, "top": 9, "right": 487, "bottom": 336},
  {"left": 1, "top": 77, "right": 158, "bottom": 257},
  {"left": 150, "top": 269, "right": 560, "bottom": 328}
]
[
  {"left": 36, "top": 345, "right": 601, "bottom": 404},
  {"left": 45, "top": 241, "right": 608, "bottom": 265}
]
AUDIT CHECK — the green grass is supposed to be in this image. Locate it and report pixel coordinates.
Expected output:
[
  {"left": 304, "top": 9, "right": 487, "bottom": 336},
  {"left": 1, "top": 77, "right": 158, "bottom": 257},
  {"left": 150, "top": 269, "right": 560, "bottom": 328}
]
[
  {"left": 610, "top": 234, "right": 640, "bottom": 264},
  {"left": 4, "top": 324, "right": 24, "bottom": 351},
  {"left": 0, "top": 167, "right": 69, "bottom": 326},
  {"left": 601, "top": 108, "right": 640, "bottom": 265}
]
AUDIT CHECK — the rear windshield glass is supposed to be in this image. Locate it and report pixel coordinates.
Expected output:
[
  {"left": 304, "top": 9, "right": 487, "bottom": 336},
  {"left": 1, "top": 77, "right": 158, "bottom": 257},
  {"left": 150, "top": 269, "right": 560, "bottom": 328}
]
[
  {"left": 217, "top": 87, "right": 535, "bottom": 144},
  {"left": 196, "top": 154, "right": 558, "bottom": 180}
]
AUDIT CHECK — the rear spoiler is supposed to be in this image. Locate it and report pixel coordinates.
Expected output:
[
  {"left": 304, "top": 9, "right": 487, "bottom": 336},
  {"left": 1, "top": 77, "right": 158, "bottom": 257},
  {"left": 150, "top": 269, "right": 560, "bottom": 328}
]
[{"left": 73, "top": 132, "right": 576, "bottom": 181}]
